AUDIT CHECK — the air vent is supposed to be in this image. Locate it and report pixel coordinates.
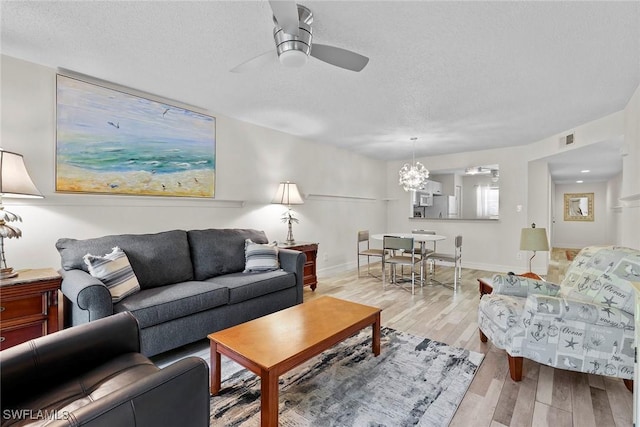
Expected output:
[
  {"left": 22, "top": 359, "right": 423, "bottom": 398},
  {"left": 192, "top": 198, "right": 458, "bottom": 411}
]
[{"left": 561, "top": 133, "right": 575, "bottom": 146}]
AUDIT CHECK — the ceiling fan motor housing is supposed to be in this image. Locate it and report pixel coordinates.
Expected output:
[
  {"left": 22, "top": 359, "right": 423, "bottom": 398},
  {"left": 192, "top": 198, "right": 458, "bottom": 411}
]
[{"left": 273, "top": 5, "right": 313, "bottom": 67}]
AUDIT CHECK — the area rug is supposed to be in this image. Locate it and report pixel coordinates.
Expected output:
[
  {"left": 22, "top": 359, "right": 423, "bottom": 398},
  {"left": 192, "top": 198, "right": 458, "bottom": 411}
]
[{"left": 209, "top": 327, "right": 484, "bottom": 426}]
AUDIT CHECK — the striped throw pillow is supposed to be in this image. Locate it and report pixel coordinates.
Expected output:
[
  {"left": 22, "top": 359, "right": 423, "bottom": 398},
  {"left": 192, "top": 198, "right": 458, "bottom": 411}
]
[
  {"left": 244, "top": 239, "right": 280, "bottom": 273},
  {"left": 83, "top": 247, "right": 141, "bottom": 303}
]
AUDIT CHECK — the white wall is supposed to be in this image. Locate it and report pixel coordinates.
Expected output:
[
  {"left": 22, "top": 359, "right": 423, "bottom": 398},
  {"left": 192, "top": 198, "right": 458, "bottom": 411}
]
[
  {"left": 3, "top": 54, "right": 639, "bottom": 277},
  {"left": 1, "top": 55, "right": 388, "bottom": 274},
  {"left": 552, "top": 182, "right": 611, "bottom": 248},
  {"left": 620, "top": 83, "right": 640, "bottom": 249}
]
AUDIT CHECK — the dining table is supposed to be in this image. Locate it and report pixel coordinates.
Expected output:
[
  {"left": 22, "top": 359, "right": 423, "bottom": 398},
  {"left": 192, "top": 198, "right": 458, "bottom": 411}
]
[{"left": 371, "top": 233, "right": 447, "bottom": 285}]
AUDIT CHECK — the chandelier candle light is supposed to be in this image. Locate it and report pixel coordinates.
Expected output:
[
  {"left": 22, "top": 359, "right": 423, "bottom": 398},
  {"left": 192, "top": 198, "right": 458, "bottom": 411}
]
[
  {"left": 271, "top": 181, "right": 304, "bottom": 244},
  {"left": 0, "top": 149, "right": 44, "bottom": 279},
  {"left": 398, "top": 137, "right": 429, "bottom": 191}
]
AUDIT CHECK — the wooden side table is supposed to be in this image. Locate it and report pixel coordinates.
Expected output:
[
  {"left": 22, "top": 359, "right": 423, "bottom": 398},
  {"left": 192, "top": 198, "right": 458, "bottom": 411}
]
[
  {"left": 477, "top": 277, "right": 493, "bottom": 344},
  {"left": 0, "top": 268, "right": 63, "bottom": 350},
  {"left": 478, "top": 277, "right": 493, "bottom": 300},
  {"left": 278, "top": 242, "right": 319, "bottom": 291}
]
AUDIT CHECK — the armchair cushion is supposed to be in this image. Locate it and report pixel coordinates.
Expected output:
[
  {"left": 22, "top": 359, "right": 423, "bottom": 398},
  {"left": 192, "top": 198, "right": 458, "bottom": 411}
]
[
  {"left": 559, "top": 248, "right": 637, "bottom": 316},
  {"left": 526, "top": 294, "right": 635, "bottom": 329}
]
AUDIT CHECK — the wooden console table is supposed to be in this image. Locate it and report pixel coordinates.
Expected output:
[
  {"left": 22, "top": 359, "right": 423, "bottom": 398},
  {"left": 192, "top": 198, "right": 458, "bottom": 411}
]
[
  {"left": 0, "top": 268, "right": 63, "bottom": 350},
  {"left": 278, "top": 242, "right": 318, "bottom": 291}
]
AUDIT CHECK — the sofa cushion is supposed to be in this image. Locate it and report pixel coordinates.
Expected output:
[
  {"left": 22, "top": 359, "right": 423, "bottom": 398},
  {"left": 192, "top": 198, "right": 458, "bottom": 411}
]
[
  {"left": 208, "top": 270, "right": 296, "bottom": 304},
  {"left": 114, "top": 281, "right": 229, "bottom": 329},
  {"left": 244, "top": 239, "right": 280, "bottom": 273},
  {"left": 57, "top": 230, "right": 194, "bottom": 289},
  {"left": 188, "top": 229, "right": 269, "bottom": 280}
]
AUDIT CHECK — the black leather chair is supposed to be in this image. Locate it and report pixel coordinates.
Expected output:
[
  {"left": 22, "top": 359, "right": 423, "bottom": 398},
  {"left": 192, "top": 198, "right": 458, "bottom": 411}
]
[{"left": 1, "top": 312, "right": 209, "bottom": 426}]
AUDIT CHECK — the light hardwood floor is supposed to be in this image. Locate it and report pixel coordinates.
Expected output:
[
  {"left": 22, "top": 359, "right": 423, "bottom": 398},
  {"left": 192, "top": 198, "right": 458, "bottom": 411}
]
[{"left": 305, "top": 249, "right": 633, "bottom": 427}]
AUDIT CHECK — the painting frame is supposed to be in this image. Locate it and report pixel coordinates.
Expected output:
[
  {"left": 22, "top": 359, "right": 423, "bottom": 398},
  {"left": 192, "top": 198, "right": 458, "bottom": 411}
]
[
  {"left": 55, "top": 73, "right": 216, "bottom": 198},
  {"left": 564, "top": 192, "right": 594, "bottom": 221}
]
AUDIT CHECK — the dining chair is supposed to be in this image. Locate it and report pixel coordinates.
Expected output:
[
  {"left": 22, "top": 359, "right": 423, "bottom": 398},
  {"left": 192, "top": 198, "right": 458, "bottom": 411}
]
[
  {"left": 411, "top": 229, "right": 436, "bottom": 256},
  {"left": 429, "top": 235, "right": 463, "bottom": 291},
  {"left": 357, "top": 230, "right": 385, "bottom": 278},
  {"left": 382, "top": 235, "right": 423, "bottom": 295}
]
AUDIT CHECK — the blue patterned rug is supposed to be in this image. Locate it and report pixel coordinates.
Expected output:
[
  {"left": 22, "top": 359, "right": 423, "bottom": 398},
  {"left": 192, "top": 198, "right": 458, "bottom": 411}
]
[{"left": 208, "top": 327, "right": 484, "bottom": 426}]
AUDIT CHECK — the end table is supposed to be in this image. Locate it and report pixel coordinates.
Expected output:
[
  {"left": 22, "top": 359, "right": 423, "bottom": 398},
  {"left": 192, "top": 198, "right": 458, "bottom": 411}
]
[
  {"left": 478, "top": 277, "right": 493, "bottom": 300},
  {"left": 277, "top": 242, "right": 319, "bottom": 290},
  {"left": 0, "top": 268, "right": 63, "bottom": 350}
]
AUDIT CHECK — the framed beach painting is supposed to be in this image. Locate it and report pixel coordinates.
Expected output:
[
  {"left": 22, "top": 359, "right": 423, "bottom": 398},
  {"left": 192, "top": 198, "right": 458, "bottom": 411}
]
[{"left": 56, "top": 74, "right": 215, "bottom": 198}]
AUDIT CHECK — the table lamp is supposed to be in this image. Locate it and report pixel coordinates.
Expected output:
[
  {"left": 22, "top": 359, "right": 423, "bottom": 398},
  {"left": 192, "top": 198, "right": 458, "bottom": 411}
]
[
  {"left": 0, "top": 149, "right": 43, "bottom": 279},
  {"left": 519, "top": 223, "right": 549, "bottom": 279},
  {"left": 271, "top": 181, "right": 304, "bottom": 244}
]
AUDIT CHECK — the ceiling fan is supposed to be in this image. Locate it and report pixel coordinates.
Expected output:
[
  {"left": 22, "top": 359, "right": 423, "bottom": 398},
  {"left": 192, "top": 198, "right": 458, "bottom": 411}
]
[{"left": 230, "top": 0, "right": 369, "bottom": 73}]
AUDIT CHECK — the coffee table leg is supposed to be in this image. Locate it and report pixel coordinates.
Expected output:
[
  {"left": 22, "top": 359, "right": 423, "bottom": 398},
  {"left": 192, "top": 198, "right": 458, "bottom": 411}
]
[
  {"left": 372, "top": 312, "right": 381, "bottom": 356},
  {"left": 260, "top": 369, "right": 279, "bottom": 427},
  {"left": 210, "top": 341, "right": 221, "bottom": 395}
]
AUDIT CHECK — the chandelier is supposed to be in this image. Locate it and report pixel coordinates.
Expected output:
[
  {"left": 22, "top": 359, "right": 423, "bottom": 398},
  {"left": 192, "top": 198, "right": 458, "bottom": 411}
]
[{"left": 398, "top": 137, "right": 429, "bottom": 191}]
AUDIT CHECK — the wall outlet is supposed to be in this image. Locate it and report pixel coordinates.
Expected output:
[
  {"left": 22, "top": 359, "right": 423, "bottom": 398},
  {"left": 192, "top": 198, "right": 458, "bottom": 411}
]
[
  {"left": 323, "top": 253, "right": 329, "bottom": 262},
  {"left": 516, "top": 252, "right": 522, "bottom": 260}
]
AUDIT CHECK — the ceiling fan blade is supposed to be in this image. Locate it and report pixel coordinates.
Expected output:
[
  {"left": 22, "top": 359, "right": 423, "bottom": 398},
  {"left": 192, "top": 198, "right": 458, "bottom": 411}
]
[
  {"left": 310, "top": 44, "right": 369, "bottom": 72},
  {"left": 230, "top": 50, "right": 277, "bottom": 73},
  {"left": 269, "top": 0, "right": 299, "bottom": 36}
]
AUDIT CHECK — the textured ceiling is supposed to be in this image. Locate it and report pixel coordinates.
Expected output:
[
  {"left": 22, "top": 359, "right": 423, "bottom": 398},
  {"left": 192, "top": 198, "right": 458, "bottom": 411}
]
[{"left": 1, "top": 1, "right": 639, "bottom": 182}]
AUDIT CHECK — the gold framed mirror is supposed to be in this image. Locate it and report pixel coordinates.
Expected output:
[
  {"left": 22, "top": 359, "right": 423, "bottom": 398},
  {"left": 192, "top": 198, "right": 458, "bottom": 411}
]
[{"left": 564, "top": 192, "right": 594, "bottom": 221}]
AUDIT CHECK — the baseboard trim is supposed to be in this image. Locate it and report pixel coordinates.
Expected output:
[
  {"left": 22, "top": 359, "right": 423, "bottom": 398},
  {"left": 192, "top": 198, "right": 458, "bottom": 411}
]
[{"left": 318, "top": 260, "right": 529, "bottom": 279}]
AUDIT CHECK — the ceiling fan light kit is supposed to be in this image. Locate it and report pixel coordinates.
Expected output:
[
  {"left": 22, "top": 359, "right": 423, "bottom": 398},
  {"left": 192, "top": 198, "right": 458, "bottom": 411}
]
[
  {"left": 232, "top": 1, "right": 369, "bottom": 73},
  {"left": 273, "top": 8, "right": 312, "bottom": 68}
]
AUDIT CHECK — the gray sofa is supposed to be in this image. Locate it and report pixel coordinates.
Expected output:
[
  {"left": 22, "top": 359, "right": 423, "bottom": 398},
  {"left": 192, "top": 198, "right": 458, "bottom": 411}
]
[{"left": 57, "top": 228, "right": 305, "bottom": 357}]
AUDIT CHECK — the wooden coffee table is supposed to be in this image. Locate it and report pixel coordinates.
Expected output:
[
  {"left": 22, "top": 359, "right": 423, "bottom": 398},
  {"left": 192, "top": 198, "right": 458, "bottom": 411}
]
[{"left": 208, "top": 296, "right": 381, "bottom": 427}]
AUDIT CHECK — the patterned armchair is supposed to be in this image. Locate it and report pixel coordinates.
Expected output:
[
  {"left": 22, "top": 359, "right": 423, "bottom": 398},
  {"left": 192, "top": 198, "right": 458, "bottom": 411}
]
[{"left": 478, "top": 245, "right": 640, "bottom": 390}]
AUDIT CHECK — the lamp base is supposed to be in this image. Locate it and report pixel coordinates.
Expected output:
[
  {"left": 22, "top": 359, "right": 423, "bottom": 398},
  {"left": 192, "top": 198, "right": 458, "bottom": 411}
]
[
  {"left": 0, "top": 267, "right": 18, "bottom": 279},
  {"left": 285, "top": 220, "right": 295, "bottom": 245}
]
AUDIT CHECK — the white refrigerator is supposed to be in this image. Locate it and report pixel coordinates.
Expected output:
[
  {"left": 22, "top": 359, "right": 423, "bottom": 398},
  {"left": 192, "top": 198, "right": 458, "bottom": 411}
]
[{"left": 423, "top": 196, "right": 457, "bottom": 219}]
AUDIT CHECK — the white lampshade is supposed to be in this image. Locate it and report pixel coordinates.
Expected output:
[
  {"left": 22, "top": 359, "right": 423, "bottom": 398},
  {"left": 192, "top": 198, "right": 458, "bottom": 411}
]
[
  {"left": 0, "top": 150, "right": 43, "bottom": 198},
  {"left": 271, "top": 181, "right": 304, "bottom": 206},
  {"left": 520, "top": 226, "right": 549, "bottom": 252}
]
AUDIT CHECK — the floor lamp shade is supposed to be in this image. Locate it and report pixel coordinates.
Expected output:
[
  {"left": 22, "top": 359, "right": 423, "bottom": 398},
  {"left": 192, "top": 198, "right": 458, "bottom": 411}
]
[{"left": 519, "top": 223, "right": 549, "bottom": 275}]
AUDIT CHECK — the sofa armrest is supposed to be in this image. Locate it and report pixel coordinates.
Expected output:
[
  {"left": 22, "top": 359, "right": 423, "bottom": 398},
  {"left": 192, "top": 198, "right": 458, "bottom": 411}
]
[
  {"left": 1, "top": 312, "right": 141, "bottom": 408},
  {"left": 525, "top": 294, "right": 635, "bottom": 329},
  {"left": 278, "top": 248, "right": 306, "bottom": 302},
  {"left": 491, "top": 273, "right": 560, "bottom": 298},
  {"left": 61, "top": 268, "right": 114, "bottom": 325},
  {"left": 55, "top": 357, "right": 209, "bottom": 427}
]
